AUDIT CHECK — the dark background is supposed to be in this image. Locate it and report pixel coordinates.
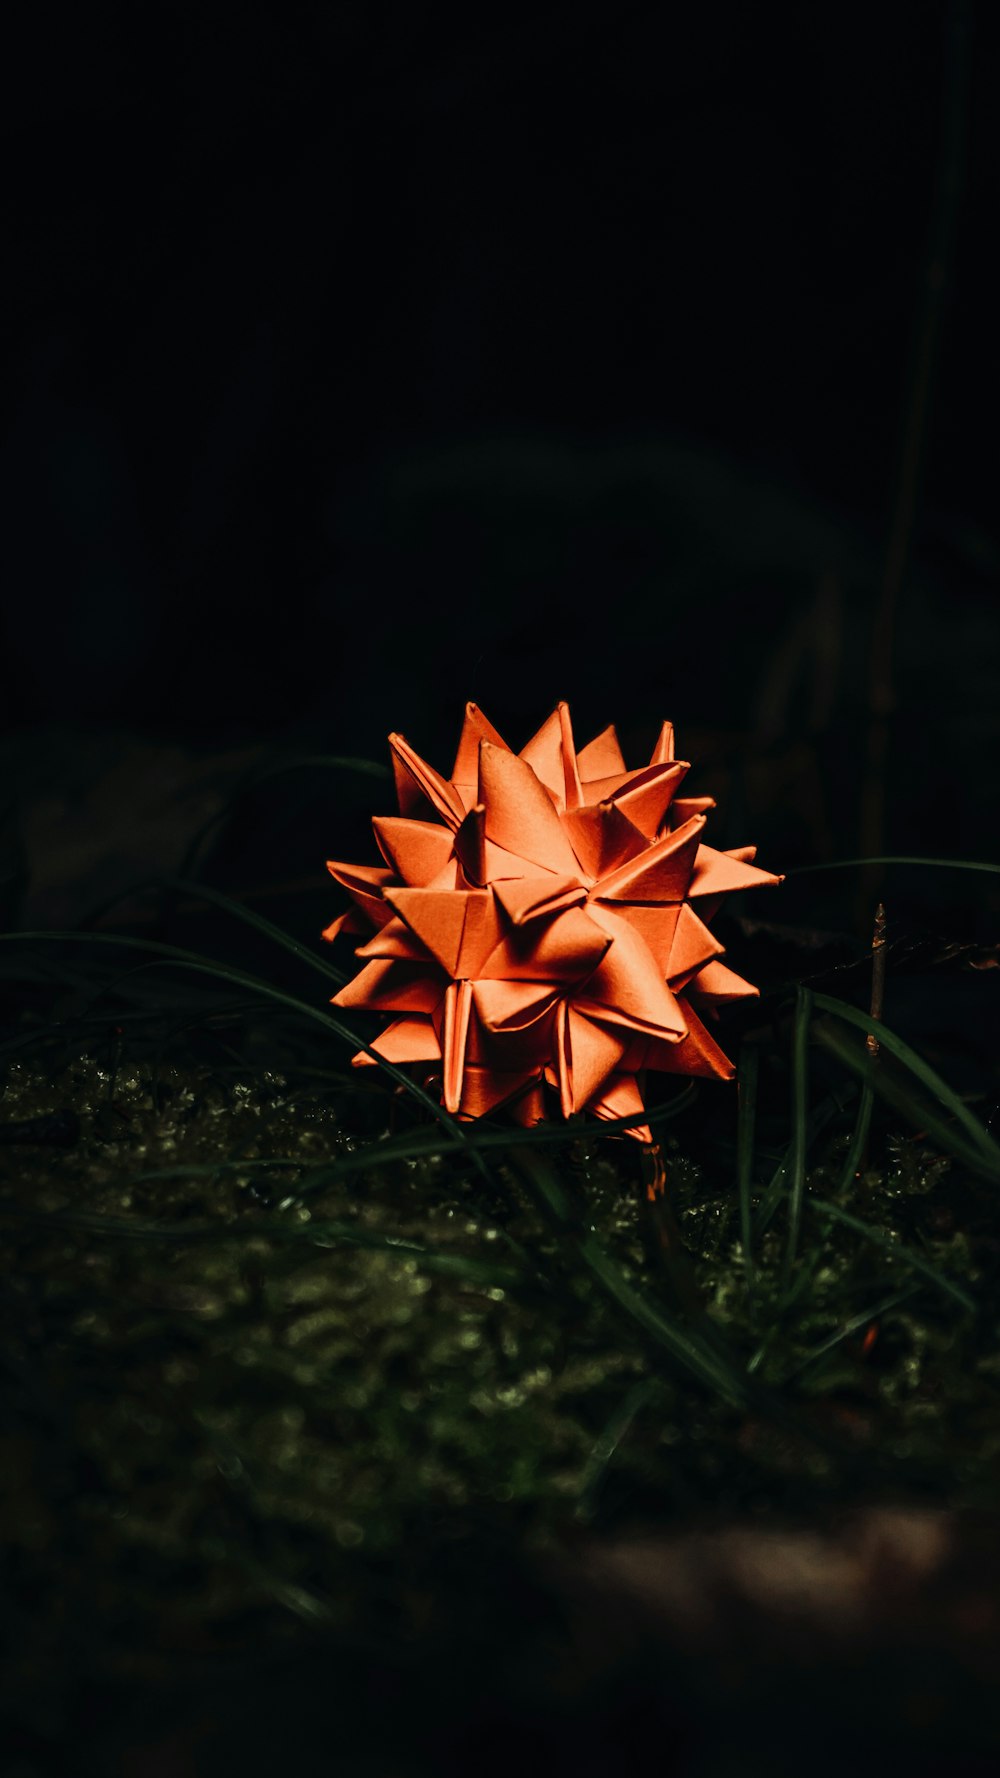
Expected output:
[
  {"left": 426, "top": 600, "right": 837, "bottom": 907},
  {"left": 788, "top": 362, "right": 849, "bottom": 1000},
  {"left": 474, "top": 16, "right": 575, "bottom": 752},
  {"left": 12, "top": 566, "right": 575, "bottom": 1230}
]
[
  {"left": 4, "top": 11, "right": 1000, "bottom": 1774},
  {"left": 1, "top": 0, "right": 998, "bottom": 906}
]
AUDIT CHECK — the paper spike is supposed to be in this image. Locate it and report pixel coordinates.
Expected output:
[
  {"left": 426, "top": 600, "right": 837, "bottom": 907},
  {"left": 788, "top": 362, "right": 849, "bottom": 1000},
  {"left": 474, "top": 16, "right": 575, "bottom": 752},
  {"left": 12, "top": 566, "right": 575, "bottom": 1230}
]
[
  {"left": 372, "top": 817, "right": 455, "bottom": 886},
  {"left": 649, "top": 720, "right": 675, "bottom": 765},
  {"left": 326, "top": 859, "right": 393, "bottom": 897},
  {"left": 591, "top": 814, "right": 705, "bottom": 904},
  {"left": 321, "top": 907, "right": 363, "bottom": 943},
  {"left": 644, "top": 1001, "right": 736, "bottom": 1080},
  {"left": 611, "top": 759, "right": 689, "bottom": 839},
  {"left": 353, "top": 915, "right": 424, "bottom": 961},
  {"left": 687, "top": 845, "right": 784, "bottom": 899},
  {"left": 451, "top": 702, "right": 510, "bottom": 786},
  {"left": 519, "top": 706, "right": 569, "bottom": 809},
  {"left": 352, "top": 1014, "right": 442, "bottom": 1069},
  {"left": 687, "top": 959, "right": 759, "bottom": 1002},
  {"left": 477, "top": 741, "right": 582, "bottom": 875},
  {"left": 332, "top": 959, "right": 443, "bottom": 1014},
  {"left": 577, "top": 723, "right": 626, "bottom": 781},
  {"left": 388, "top": 732, "right": 466, "bottom": 829},
  {"left": 441, "top": 978, "right": 473, "bottom": 1113},
  {"left": 665, "top": 902, "right": 725, "bottom": 983},
  {"left": 557, "top": 701, "right": 584, "bottom": 810}
]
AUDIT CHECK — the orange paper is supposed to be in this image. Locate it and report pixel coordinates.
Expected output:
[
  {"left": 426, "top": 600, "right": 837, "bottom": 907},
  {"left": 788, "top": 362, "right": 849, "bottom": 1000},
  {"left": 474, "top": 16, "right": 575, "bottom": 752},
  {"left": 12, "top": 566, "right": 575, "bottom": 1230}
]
[{"left": 324, "top": 704, "right": 780, "bottom": 1148}]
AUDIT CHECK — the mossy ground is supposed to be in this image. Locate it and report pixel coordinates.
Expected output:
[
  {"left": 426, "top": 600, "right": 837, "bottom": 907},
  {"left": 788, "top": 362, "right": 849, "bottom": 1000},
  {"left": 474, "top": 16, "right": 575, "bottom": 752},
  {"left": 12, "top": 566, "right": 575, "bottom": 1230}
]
[{"left": 3, "top": 948, "right": 998, "bottom": 1764}]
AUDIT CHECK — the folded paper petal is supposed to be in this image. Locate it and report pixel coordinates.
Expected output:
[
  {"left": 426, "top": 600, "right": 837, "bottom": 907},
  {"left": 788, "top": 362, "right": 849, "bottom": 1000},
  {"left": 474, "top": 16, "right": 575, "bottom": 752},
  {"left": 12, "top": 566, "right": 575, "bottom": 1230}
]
[
  {"left": 478, "top": 741, "right": 582, "bottom": 875},
  {"left": 373, "top": 817, "right": 456, "bottom": 886}
]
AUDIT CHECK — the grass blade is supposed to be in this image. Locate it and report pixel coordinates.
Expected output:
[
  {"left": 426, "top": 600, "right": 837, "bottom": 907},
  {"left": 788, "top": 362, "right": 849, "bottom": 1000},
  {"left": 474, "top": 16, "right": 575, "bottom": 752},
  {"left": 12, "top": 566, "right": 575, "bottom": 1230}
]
[
  {"left": 161, "top": 877, "right": 348, "bottom": 987},
  {"left": 807, "top": 1195, "right": 977, "bottom": 1313},
  {"left": 788, "top": 855, "right": 1000, "bottom": 880},
  {"left": 812, "top": 1017, "right": 1000, "bottom": 1183},
  {"left": 786, "top": 1285, "right": 921, "bottom": 1380},
  {"left": 174, "top": 752, "right": 391, "bottom": 884},
  {"left": 753, "top": 1086, "right": 851, "bottom": 1241},
  {"left": 0, "top": 931, "right": 495, "bottom": 1185},
  {"left": 517, "top": 1147, "right": 766, "bottom": 1412},
  {"left": 0, "top": 1198, "right": 523, "bottom": 1286},
  {"left": 736, "top": 1044, "right": 759, "bottom": 1303},
  {"left": 575, "top": 1378, "right": 661, "bottom": 1521},
  {"left": 812, "top": 991, "right": 1000, "bottom": 1169},
  {"left": 783, "top": 986, "right": 812, "bottom": 1283}
]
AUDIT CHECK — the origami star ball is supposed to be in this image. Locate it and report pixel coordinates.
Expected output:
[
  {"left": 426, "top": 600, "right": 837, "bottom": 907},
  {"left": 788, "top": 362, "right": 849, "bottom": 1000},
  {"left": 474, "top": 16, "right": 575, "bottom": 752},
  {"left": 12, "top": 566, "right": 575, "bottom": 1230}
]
[{"left": 324, "top": 703, "right": 780, "bottom": 1151}]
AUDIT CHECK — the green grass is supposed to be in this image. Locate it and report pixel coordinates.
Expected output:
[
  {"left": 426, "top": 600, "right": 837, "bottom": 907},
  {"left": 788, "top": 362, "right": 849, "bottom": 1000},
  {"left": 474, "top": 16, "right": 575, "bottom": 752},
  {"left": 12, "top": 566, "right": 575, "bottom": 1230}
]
[{"left": 1, "top": 862, "right": 999, "bottom": 1726}]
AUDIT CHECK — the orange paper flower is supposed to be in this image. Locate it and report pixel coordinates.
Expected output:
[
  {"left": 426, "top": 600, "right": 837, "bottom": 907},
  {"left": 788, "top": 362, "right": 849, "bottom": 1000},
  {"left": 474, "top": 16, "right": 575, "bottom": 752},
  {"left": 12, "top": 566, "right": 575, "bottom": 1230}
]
[{"left": 323, "top": 703, "right": 780, "bottom": 1150}]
